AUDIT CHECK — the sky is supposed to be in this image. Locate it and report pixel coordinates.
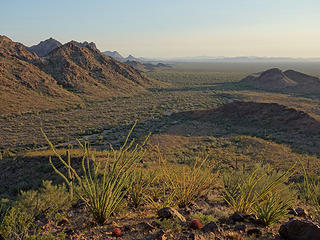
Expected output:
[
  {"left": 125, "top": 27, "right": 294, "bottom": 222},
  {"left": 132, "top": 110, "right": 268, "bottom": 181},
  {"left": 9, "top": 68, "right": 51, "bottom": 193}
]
[{"left": 1, "top": 0, "right": 320, "bottom": 58}]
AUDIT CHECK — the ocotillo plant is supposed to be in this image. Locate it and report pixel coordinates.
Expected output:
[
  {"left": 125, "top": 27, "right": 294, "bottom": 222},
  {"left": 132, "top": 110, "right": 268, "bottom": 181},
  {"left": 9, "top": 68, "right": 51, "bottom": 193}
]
[{"left": 41, "top": 122, "right": 150, "bottom": 224}]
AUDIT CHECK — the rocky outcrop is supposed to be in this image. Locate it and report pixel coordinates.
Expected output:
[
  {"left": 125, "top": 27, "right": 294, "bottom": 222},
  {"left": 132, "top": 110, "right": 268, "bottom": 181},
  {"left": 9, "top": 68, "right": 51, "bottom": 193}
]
[
  {"left": 279, "top": 219, "right": 320, "bottom": 240},
  {"left": 34, "top": 41, "right": 161, "bottom": 96},
  {"left": 27, "top": 38, "right": 62, "bottom": 57}
]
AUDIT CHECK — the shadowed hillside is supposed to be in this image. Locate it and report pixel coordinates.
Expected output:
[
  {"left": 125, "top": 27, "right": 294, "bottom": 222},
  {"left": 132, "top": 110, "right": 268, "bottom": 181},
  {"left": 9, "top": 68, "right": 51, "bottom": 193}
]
[{"left": 27, "top": 37, "right": 62, "bottom": 57}]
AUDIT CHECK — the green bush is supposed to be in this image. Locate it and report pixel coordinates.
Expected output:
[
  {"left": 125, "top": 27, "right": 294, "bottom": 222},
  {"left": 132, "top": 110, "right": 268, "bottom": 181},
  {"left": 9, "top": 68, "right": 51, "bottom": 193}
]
[
  {"left": 0, "top": 206, "right": 34, "bottom": 240},
  {"left": 191, "top": 212, "right": 217, "bottom": 226},
  {"left": 15, "top": 180, "right": 70, "bottom": 221}
]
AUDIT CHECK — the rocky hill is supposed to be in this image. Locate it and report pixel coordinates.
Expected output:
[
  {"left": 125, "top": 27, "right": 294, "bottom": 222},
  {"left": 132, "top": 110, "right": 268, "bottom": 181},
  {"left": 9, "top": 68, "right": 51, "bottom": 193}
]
[
  {"left": 0, "top": 36, "right": 164, "bottom": 114},
  {"left": 27, "top": 38, "right": 62, "bottom": 57},
  {"left": 103, "top": 51, "right": 124, "bottom": 61},
  {"left": 169, "top": 101, "right": 320, "bottom": 153},
  {"left": 69, "top": 40, "right": 97, "bottom": 49},
  {"left": 189, "top": 101, "right": 320, "bottom": 133},
  {"left": 35, "top": 42, "right": 160, "bottom": 97},
  {"left": 0, "top": 36, "right": 79, "bottom": 114},
  {"left": 240, "top": 68, "right": 320, "bottom": 93}
]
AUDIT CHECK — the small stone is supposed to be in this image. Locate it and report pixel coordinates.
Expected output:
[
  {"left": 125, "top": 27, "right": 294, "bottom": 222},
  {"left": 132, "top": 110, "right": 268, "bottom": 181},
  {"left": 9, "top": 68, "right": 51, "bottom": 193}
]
[
  {"left": 151, "top": 220, "right": 162, "bottom": 228},
  {"left": 296, "top": 208, "right": 308, "bottom": 218},
  {"left": 138, "top": 222, "right": 155, "bottom": 232},
  {"left": 279, "top": 219, "right": 320, "bottom": 240},
  {"left": 157, "top": 207, "right": 186, "bottom": 222},
  {"left": 247, "top": 228, "right": 262, "bottom": 238},
  {"left": 229, "top": 212, "right": 249, "bottom": 222},
  {"left": 57, "top": 217, "right": 70, "bottom": 226},
  {"left": 112, "top": 228, "right": 123, "bottom": 237},
  {"left": 155, "top": 230, "right": 166, "bottom": 240},
  {"left": 190, "top": 219, "right": 202, "bottom": 230},
  {"left": 64, "top": 229, "right": 75, "bottom": 236},
  {"left": 288, "top": 208, "right": 297, "bottom": 216},
  {"left": 202, "top": 221, "right": 219, "bottom": 233},
  {"left": 234, "top": 224, "right": 246, "bottom": 232}
]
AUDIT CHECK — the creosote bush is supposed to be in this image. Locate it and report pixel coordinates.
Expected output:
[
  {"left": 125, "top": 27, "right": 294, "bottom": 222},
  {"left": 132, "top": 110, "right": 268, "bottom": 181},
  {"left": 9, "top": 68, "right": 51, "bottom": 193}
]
[
  {"left": 0, "top": 181, "right": 68, "bottom": 240},
  {"left": 42, "top": 122, "right": 149, "bottom": 224}
]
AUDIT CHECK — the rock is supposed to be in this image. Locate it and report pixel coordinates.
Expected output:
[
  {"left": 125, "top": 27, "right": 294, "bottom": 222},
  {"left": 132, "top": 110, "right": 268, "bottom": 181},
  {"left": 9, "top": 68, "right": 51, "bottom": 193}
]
[
  {"left": 64, "top": 229, "right": 75, "bottom": 236},
  {"left": 57, "top": 217, "right": 70, "bottom": 226},
  {"left": 189, "top": 233, "right": 207, "bottom": 240},
  {"left": 296, "top": 208, "right": 308, "bottom": 218},
  {"left": 138, "top": 222, "right": 155, "bottom": 232},
  {"left": 247, "top": 228, "right": 262, "bottom": 238},
  {"left": 229, "top": 212, "right": 257, "bottom": 223},
  {"left": 202, "top": 221, "right": 219, "bottom": 233},
  {"left": 72, "top": 199, "right": 86, "bottom": 209},
  {"left": 288, "top": 208, "right": 298, "bottom": 216},
  {"left": 279, "top": 219, "right": 320, "bottom": 240},
  {"left": 190, "top": 219, "right": 202, "bottom": 230},
  {"left": 112, "top": 228, "right": 123, "bottom": 237},
  {"left": 157, "top": 207, "right": 186, "bottom": 222},
  {"left": 151, "top": 220, "right": 162, "bottom": 228},
  {"left": 234, "top": 224, "right": 246, "bottom": 232},
  {"left": 155, "top": 230, "right": 166, "bottom": 240}
]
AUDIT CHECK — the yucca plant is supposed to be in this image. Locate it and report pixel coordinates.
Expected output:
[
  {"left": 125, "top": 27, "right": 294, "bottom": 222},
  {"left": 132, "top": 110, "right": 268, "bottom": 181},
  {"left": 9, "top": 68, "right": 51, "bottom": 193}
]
[
  {"left": 41, "top": 122, "right": 149, "bottom": 224},
  {"left": 156, "top": 147, "right": 216, "bottom": 207},
  {"left": 254, "top": 191, "right": 292, "bottom": 226},
  {"left": 223, "top": 164, "right": 295, "bottom": 214}
]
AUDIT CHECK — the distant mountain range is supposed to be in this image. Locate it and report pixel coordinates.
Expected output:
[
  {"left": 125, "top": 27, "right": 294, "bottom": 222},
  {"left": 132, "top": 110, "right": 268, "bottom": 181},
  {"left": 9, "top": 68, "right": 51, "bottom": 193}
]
[
  {"left": 0, "top": 36, "right": 164, "bottom": 115},
  {"left": 102, "top": 51, "right": 141, "bottom": 62},
  {"left": 152, "top": 56, "right": 320, "bottom": 63}
]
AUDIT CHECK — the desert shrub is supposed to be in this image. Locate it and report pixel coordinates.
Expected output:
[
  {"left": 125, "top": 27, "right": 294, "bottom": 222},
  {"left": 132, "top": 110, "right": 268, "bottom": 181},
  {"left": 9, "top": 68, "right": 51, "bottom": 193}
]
[
  {"left": 155, "top": 217, "right": 182, "bottom": 233},
  {"left": 191, "top": 212, "right": 217, "bottom": 226},
  {"left": 42, "top": 123, "right": 149, "bottom": 224},
  {"left": 223, "top": 163, "right": 295, "bottom": 215},
  {"left": 0, "top": 206, "right": 34, "bottom": 240},
  {"left": 156, "top": 147, "right": 216, "bottom": 207},
  {"left": 15, "top": 180, "right": 71, "bottom": 221},
  {"left": 128, "top": 169, "right": 156, "bottom": 208}
]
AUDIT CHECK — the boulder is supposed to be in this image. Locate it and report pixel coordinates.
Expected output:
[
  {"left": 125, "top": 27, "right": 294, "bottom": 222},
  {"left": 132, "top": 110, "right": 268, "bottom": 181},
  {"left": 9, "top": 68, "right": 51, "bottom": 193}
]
[
  {"left": 279, "top": 219, "right": 320, "bottom": 240},
  {"left": 247, "top": 228, "right": 262, "bottom": 238},
  {"left": 202, "top": 221, "right": 219, "bottom": 233},
  {"left": 157, "top": 207, "right": 186, "bottom": 222}
]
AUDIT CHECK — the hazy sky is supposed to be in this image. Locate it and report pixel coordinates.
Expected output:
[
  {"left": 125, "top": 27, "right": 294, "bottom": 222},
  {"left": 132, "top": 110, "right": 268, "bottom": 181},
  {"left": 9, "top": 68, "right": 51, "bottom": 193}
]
[{"left": 1, "top": 0, "right": 319, "bottom": 58}]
